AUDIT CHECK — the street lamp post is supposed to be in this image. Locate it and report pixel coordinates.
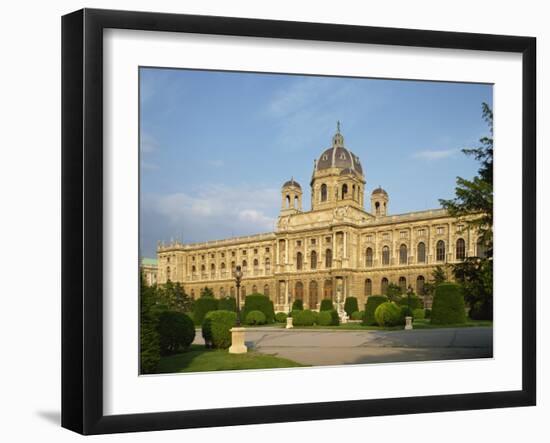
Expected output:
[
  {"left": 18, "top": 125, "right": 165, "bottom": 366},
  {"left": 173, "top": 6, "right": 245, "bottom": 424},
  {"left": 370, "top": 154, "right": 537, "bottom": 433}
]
[
  {"left": 405, "top": 285, "right": 414, "bottom": 330},
  {"left": 235, "top": 265, "right": 243, "bottom": 327},
  {"left": 229, "top": 265, "right": 247, "bottom": 354}
]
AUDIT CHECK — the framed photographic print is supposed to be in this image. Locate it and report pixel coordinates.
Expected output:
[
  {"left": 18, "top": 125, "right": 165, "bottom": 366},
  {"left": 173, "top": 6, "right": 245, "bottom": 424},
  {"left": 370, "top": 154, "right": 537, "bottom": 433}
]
[{"left": 61, "top": 8, "right": 536, "bottom": 435}]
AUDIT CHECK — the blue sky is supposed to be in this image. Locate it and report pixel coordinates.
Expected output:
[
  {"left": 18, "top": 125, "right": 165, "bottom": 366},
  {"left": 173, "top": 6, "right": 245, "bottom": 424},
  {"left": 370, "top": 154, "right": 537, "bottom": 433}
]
[{"left": 140, "top": 68, "right": 492, "bottom": 258}]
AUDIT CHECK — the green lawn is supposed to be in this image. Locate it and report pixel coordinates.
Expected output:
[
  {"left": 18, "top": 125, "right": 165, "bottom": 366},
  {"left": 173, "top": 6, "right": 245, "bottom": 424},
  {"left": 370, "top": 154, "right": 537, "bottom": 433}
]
[{"left": 156, "top": 345, "right": 305, "bottom": 373}]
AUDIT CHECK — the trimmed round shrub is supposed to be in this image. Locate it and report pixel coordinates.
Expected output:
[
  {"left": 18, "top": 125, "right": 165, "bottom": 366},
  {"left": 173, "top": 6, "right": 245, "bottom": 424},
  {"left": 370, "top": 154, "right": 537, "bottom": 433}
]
[
  {"left": 243, "top": 294, "right": 275, "bottom": 323},
  {"left": 425, "top": 308, "right": 432, "bottom": 319},
  {"left": 275, "top": 312, "right": 288, "bottom": 323},
  {"left": 245, "top": 310, "right": 267, "bottom": 325},
  {"left": 374, "top": 302, "right": 404, "bottom": 327},
  {"left": 202, "top": 310, "right": 237, "bottom": 349},
  {"left": 318, "top": 309, "right": 340, "bottom": 326},
  {"left": 351, "top": 311, "right": 364, "bottom": 321},
  {"left": 344, "top": 297, "right": 359, "bottom": 317},
  {"left": 320, "top": 299, "right": 334, "bottom": 311},
  {"left": 363, "top": 295, "right": 388, "bottom": 325},
  {"left": 317, "top": 310, "right": 333, "bottom": 326},
  {"left": 311, "top": 310, "right": 319, "bottom": 324},
  {"left": 397, "top": 295, "right": 423, "bottom": 310},
  {"left": 431, "top": 283, "right": 466, "bottom": 325},
  {"left": 157, "top": 311, "right": 195, "bottom": 355},
  {"left": 413, "top": 308, "right": 425, "bottom": 320},
  {"left": 218, "top": 296, "right": 236, "bottom": 312},
  {"left": 292, "top": 309, "right": 316, "bottom": 326},
  {"left": 193, "top": 296, "right": 219, "bottom": 325},
  {"left": 292, "top": 299, "right": 304, "bottom": 311}
]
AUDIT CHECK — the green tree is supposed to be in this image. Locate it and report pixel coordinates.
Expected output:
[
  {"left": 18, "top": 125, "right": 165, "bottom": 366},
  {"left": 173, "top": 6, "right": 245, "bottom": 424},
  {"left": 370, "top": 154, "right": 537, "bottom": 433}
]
[
  {"left": 423, "top": 265, "right": 448, "bottom": 297},
  {"left": 439, "top": 103, "right": 493, "bottom": 319},
  {"left": 140, "top": 273, "right": 160, "bottom": 374},
  {"left": 386, "top": 283, "right": 403, "bottom": 303},
  {"left": 200, "top": 286, "right": 215, "bottom": 298}
]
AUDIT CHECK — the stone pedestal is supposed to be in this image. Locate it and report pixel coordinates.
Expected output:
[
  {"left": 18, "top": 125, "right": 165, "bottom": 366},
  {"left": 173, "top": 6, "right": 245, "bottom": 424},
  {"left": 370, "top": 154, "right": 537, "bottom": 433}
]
[
  {"left": 228, "top": 327, "right": 247, "bottom": 354},
  {"left": 405, "top": 316, "right": 413, "bottom": 330},
  {"left": 286, "top": 317, "right": 294, "bottom": 329}
]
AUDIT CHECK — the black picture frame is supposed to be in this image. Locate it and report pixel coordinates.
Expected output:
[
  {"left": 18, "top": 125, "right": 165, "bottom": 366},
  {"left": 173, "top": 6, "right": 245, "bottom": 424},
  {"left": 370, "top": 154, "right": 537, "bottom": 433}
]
[{"left": 62, "top": 8, "right": 536, "bottom": 435}]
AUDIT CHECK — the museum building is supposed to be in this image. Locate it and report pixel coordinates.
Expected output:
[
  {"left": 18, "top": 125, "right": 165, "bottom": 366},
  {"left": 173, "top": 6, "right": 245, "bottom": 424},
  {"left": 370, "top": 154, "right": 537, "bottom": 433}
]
[{"left": 153, "top": 127, "right": 482, "bottom": 311}]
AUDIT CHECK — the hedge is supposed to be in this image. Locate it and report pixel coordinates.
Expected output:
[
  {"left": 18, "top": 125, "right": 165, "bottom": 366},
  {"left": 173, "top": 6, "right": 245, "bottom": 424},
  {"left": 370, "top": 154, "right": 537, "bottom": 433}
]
[
  {"left": 202, "top": 310, "right": 237, "bottom": 349},
  {"left": 351, "top": 311, "right": 364, "bottom": 321},
  {"left": 157, "top": 311, "right": 195, "bottom": 355},
  {"left": 193, "top": 296, "right": 219, "bottom": 325},
  {"left": 292, "top": 309, "right": 316, "bottom": 326},
  {"left": 344, "top": 297, "right": 359, "bottom": 317},
  {"left": 218, "top": 296, "right": 236, "bottom": 312},
  {"left": 292, "top": 299, "right": 304, "bottom": 311},
  {"left": 425, "top": 308, "right": 432, "bottom": 319},
  {"left": 397, "top": 295, "right": 423, "bottom": 310},
  {"left": 413, "top": 308, "right": 425, "bottom": 320},
  {"left": 363, "top": 295, "right": 388, "bottom": 325},
  {"left": 318, "top": 309, "right": 340, "bottom": 326},
  {"left": 246, "top": 310, "right": 267, "bottom": 325},
  {"left": 243, "top": 294, "right": 275, "bottom": 323},
  {"left": 431, "top": 283, "right": 466, "bottom": 325},
  {"left": 374, "top": 302, "right": 404, "bottom": 327},
  {"left": 275, "top": 312, "right": 288, "bottom": 323},
  {"left": 320, "top": 299, "right": 334, "bottom": 311}
]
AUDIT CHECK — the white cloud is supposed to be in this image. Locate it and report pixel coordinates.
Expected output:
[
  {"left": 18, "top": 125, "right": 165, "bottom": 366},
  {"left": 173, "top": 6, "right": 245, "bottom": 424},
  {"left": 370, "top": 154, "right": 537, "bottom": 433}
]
[
  {"left": 143, "top": 184, "right": 279, "bottom": 242},
  {"left": 412, "top": 149, "right": 458, "bottom": 160}
]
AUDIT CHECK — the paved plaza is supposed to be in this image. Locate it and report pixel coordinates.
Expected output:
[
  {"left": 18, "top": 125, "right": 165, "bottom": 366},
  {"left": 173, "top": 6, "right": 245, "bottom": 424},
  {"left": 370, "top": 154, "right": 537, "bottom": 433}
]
[{"left": 194, "top": 327, "right": 493, "bottom": 366}]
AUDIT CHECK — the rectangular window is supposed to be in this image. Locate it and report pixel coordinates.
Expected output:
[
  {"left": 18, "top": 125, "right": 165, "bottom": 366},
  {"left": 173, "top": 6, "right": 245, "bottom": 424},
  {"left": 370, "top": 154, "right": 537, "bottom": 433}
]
[
  {"left": 437, "top": 227, "right": 444, "bottom": 235},
  {"left": 366, "top": 234, "right": 373, "bottom": 242},
  {"left": 265, "top": 247, "right": 270, "bottom": 253},
  {"left": 311, "top": 239, "right": 316, "bottom": 245},
  {"left": 383, "top": 232, "right": 389, "bottom": 240},
  {"left": 296, "top": 240, "right": 302, "bottom": 247},
  {"left": 418, "top": 228, "right": 426, "bottom": 236},
  {"left": 400, "top": 231, "right": 407, "bottom": 238}
]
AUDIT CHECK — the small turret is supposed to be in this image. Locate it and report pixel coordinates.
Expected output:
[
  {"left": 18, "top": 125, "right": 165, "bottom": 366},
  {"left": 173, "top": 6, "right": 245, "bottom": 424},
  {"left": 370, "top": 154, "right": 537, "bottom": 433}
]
[
  {"left": 280, "top": 178, "right": 302, "bottom": 215},
  {"left": 371, "top": 186, "right": 388, "bottom": 216}
]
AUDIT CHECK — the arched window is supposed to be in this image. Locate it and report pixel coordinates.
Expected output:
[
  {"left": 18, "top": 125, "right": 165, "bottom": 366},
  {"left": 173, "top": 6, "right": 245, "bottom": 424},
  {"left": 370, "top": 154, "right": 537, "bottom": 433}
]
[
  {"left": 192, "top": 265, "right": 196, "bottom": 273},
  {"left": 375, "top": 201, "right": 380, "bottom": 215},
  {"left": 310, "top": 251, "right": 317, "bottom": 269},
  {"left": 325, "top": 249, "right": 332, "bottom": 268},
  {"left": 210, "top": 263, "right": 215, "bottom": 278},
  {"left": 381, "top": 277, "right": 389, "bottom": 295},
  {"left": 417, "top": 242, "right": 426, "bottom": 263},
  {"left": 436, "top": 240, "right": 446, "bottom": 262},
  {"left": 263, "top": 284, "right": 270, "bottom": 297},
  {"left": 265, "top": 257, "right": 271, "bottom": 273},
  {"left": 220, "top": 287, "right": 225, "bottom": 297},
  {"left": 399, "top": 244, "right": 408, "bottom": 265},
  {"left": 309, "top": 281, "right": 318, "bottom": 308},
  {"left": 323, "top": 279, "right": 333, "bottom": 300},
  {"left": 253, "top": 258, "right": 259, "bottom": 274},
  {"left": 241, "top": 286, "right": 246, "bottom": 297},
  {"left": 365, "top": 247, "right": 373, "bottom": 267},
  {"left": 456, "top": 238, "right": 466, "bottom": 260},
  {"left": 342, "top": 183, "right": 348, "bottom": 199},
  {"left": 295, "top": 282, "right": 304, "bottom": 301},
  {"left": 352, "top": 185, "right": 356, "bottom": 200},
  {"left": 382, "top": 246, "right": 390, "bottom": 265},
  {"left": 398, "top": 276, "right": 407, "bottom": 293},
  {"left": 416, "top": 275, "right": 425, "bottom": 295},
  {"left": 190, "top": 289, "right": 195, "bottom": 298},
  {"left": 365, "top": 278, "right": 372, "bottom": 296},
  {"left": 252, "top": 284, "right": 257, "bottom": 294},
  {"left": 166, "top": 266, "right": 171, "bottom": 280},
  {"left": 296, "top": 252, "right": 303, "bottom": 270},
  {"left": 242, "top": 260, "right": 248, "bottom": 274},
  {"left": 286, "top": 195, "right": 291, "bottom": 208},
  {"left": 321, "top": 184, "right": 328, "bottom": 202}
]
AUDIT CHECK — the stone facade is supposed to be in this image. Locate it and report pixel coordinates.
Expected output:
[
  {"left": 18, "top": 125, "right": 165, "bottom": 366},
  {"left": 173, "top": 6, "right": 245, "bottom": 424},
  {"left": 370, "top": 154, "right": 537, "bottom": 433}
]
[{"left": 155, "top": 127, "right": 482, "bottom": 312}]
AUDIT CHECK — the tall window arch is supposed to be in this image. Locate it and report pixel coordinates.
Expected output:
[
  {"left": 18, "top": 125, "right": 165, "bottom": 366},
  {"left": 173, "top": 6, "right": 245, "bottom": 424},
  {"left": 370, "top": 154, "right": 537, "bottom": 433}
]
[
  {"left": 399, "top": 244, "right": 408, "bottom": 265},
  {"left": 342, "top": 183, "right": 348, "bottom": 199},
  {"left": 253, "top": 259, "right": 259, "bottom": 274},
  {"left": 456, "top": 238, "right": 466, "bottom": 260},
  {"left": 252, "top": 284, "right": 257, "bottom": 293},
  {"left": 309, "top": 281, "right": 318, "bottom": 308},
  {"left": 381, "top": 277, "right": 389, "bottom": 295},
  {"left": 286, "top": 195, "right": 291, "bottom": 208},
  {"left": 210, "top": 263, "right": 215, "bottom": 278},
  {"left": 323, "top": 279, "right": 333, "bottom": 300},
  {"left": 365, "top": 278, "right": 372, "bottom": 296},
  {"left": 417, "top": 242, "right": 426, "bottom": 263},
  {"left": 242, "top": 260, "right": 248, "bottom": 274},
  {"left": 325, "top": 249, "right": 333, "bottom": 268},
  {"left": 265, "top": 257, "right": 271, "bottom": 273},
  {"left": 296, "top": 252, "right": 303, "bottom": 270},
  {"left": 365, "top": 247, "right": 373, "bottom": 267},
  {"left": 416, "top": 275, "right": 425, "bottom": 294},
  {"left": 295, "top": 282, "right": 304, "bottom": 301},
  {"left": 310, "top": 250, "right": 317, "bottom": 269},
  {"left": 166, "top": 266, "right": 171, "bottom": 280},
  {"left": 436, "top": 240, "right": 446, "bottom": 262},
  {"left": 382, "top": 246, "right": 390, "bottom": 266},
  {"left": 398, "top": 276, "right": 407, "bottom": 293},
  {"left": 320, "top": 184, "right": 328, "bottom": 202},
  {"left": 263, "top": 284, "right": 270, "bottom": 297}
]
